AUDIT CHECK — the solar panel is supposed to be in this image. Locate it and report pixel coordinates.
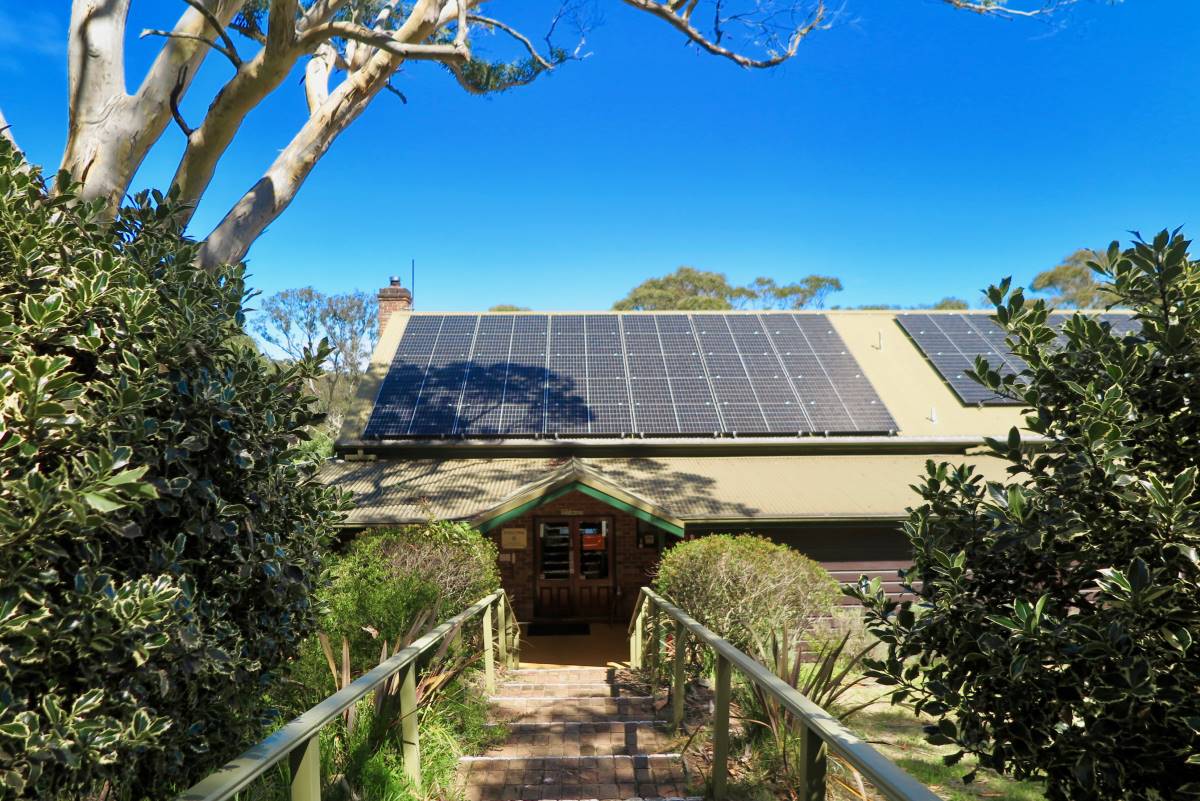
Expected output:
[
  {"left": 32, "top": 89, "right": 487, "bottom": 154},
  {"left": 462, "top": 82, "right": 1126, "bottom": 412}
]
[
  {"left": 363, "top": 313, "right": 898, "bottom": 438},
  {"left": 896, "top": 312, "right": 1140, "bottom": 406}
]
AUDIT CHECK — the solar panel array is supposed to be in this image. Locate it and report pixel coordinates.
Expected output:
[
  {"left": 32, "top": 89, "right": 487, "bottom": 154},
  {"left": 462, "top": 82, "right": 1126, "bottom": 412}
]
[
  {"left": 896, "top": 313, "right": 1140, "bottom": 406},
  {"left": 363, "top": 313, "right": 897, "bottom": 438}
]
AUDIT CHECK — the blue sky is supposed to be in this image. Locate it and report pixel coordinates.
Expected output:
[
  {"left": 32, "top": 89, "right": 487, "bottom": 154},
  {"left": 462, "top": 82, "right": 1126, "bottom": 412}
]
[{"left": 2, "top": 1, "right": 1198, "bottom": 311}]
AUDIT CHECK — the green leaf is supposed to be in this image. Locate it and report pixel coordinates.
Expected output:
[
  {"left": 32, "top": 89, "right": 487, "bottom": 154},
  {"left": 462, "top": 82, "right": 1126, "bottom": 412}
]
[{"left": 82, "top": 492, "right": 123, "bottom": 513}]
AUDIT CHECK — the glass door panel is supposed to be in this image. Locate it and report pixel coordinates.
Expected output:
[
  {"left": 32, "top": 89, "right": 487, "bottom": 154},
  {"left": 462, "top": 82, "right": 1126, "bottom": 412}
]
[
  {"left": 539, "top": 522, "right": 572, "bottom": 580},
  {"left": 578, "top": 520, "right": 609, "bottom": 580}
]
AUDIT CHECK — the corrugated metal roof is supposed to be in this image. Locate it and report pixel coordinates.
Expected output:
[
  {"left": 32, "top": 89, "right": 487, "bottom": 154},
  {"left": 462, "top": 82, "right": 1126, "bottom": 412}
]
[{"left": 320, "top": 453, "right": 1013, "bottom": 527}]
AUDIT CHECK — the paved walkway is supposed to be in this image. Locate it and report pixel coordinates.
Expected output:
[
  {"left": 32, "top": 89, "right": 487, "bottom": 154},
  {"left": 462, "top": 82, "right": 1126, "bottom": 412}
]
[
  {"left": 518, "top": 624, "right": 630, "bottom": 668},
  {"left": 459, "top": 667, "right": 701, "bottom": 801}
]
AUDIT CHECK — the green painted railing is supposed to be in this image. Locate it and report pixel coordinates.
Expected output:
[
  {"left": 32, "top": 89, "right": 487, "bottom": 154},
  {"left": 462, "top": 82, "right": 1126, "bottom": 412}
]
[
  {"left": 629, "top": 587, "right": 939, "bottom": 801},
  {"left": 176, "top": 590, "right": 520, "bottom": 801}
]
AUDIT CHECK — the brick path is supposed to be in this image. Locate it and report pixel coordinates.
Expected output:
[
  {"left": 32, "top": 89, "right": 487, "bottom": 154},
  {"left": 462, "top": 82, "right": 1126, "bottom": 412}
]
[{"left": 459, "top": 667, "right": 701, "bottom": 801}]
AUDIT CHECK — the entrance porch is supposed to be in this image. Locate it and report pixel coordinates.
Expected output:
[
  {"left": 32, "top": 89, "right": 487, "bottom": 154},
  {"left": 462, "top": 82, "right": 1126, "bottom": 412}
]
[{"left": 480, "top": 487, "right": 673, "bottom": 623}]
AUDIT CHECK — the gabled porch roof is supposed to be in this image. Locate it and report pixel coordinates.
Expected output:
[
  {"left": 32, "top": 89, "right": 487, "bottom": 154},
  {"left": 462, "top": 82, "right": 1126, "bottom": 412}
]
[{"left": 468, "top": 458, "right": 685, "bottom": 537}]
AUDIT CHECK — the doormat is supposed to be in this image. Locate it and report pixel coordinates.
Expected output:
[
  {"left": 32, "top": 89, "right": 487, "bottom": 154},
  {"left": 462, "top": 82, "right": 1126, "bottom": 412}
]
[{"left": 527, "top": 622, "right": 591, "bottom": 637}]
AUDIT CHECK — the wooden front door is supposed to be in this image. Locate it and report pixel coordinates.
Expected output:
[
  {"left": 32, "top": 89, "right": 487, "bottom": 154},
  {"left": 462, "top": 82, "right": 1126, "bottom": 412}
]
[{"left": 534, "top": 517, "right": 615, "bottom": 621}]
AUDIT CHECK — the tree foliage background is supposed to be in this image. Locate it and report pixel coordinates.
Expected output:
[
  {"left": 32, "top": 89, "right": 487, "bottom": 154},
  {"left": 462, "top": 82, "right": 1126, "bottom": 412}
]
[
  {"left": 252, "top": 286, "right": 378, "bottom": 431},
  {"left": 852, "top": 230, "right": 1200, "bottom": 800},
  {"left": 612, "top": 266, "right": 842, "bottom": 310},
  {"left": 1031, "top": 248, "right": 1117, "bottom": 308},
  {"left": 0, "top": 142, "right": 348, "bottom": 799}
]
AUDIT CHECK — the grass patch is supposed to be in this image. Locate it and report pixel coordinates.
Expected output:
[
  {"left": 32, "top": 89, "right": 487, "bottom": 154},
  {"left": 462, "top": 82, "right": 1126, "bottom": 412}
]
[
  {"left": 712, "top": 677, "right": 1048, "bottom": 801},
  {"left": 829, "top": 690, "right": 1048, "bottom": 801}
]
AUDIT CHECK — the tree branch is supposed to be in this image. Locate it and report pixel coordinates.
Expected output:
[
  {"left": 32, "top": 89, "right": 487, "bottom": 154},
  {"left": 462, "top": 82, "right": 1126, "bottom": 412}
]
[
  {"left": 619, "top": 0, "right": 825, "bottom": 69},
  {"left": 180, "top": 0, "right": 242, "bottom": 63},
  {"left": 169, "top": 66, "right": 195, "bottom": 137},
  {"left": 941, "top": 0, "right": 1079, "bottom": 17},
  {"left": 304, "top": 42, "right": 338, "bottom": 112},
  {"left": 139, "top": 29, "right": 241, "bottom": 69},
  {"left": 198, "top": 0, "right": 457, "bottom": 267},
  {"left": 467, "top": 15, "right": 554, "bottom": 71},
  {"left": 267, "top": 0, "right": 301, "bottom": 54},
  {"left": 298, "top": 22, "right": 470, "bottom": 62}
]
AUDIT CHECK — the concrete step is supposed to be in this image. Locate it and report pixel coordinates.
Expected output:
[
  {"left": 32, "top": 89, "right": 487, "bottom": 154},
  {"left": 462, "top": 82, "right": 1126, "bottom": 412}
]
[
  {"left": 489, "top": 696, "right": 659, "bottom": 724},
  {"left": 496, "top": 681, "right": 650, "bottom": 699},
  {"left": 458, "top": 753, "right": 694, "bottom": 801},
  {"left": 504, "top": 667, "right": 614, "bottom": 685},
  {"left": 482, "top": 721, "right": 677, "bottom": 758}
]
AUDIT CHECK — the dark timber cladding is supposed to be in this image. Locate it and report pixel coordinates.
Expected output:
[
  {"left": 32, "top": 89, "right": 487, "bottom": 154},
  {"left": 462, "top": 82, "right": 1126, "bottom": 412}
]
[
  {"left": 896, "top": 312, "right": 1140, "bottom": 406},
  {"left": 363, "top": 313, "right": 898, "bottom": 438}
]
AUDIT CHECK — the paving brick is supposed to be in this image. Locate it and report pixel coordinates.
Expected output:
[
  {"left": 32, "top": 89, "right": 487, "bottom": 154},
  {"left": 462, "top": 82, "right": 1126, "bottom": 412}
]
[{"left": 461, "top": 668, "right": 697, "bottom": 800}]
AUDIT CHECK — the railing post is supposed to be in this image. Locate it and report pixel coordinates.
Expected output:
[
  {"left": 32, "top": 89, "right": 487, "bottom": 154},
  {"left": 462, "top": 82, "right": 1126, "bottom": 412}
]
[
  {"left": 711, "top": 652, "right": 731, "bottom": 801},
  {"left": 289, "top": 735, "right": 321, "bottom": 801},
  {"left": 631, "top": 603, "right": 644, "bottom": 669},
  {"left": 508, "top": 597, "right": 521, "bottom": 668},
  {"left": 671, "top": 618, "right": 686, "bottom": 730},
  {"left": 496, "top": 597, "right": 508, "bottom": 668},
  {"left": 648, "top": 601, "right": 660, "bottom": 681},
  {"left": 799, "top": 723, "right": 828, "bottom": 801},
  {"left": 483, "top": 599, "right": 496, "bottom": 695},
  {"left": 399, "top": 661, "right": 422, "bottom": 793}
]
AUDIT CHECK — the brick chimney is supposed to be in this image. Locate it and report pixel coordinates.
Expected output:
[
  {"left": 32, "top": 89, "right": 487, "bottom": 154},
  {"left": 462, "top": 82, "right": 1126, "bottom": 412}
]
[{"left": 377, "top": 276, "right": 412, "bottom": 334}]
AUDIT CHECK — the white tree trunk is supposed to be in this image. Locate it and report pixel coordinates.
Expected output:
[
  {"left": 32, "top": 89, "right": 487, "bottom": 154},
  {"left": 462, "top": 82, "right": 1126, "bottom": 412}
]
[
  {"left": 172, "top": 48, "right": 299, "bottom": 221},
  {"left": 60, "top": 0, "right": 241, "bottom": 207},
  {"left": 197, "top": 64, "right": 386, "bottom": 269},
  {"left": 197, "top": 0, "right": 452, "bottom": 268}
]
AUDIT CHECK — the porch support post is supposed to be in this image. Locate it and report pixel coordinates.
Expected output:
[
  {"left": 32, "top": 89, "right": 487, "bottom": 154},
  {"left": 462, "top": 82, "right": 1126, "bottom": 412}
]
[
  {"left": 483, "top": 599, "right": 496, "bottom": 694},
  {"left": 711, "top": 651, "right": 732, "bottom": 801}
]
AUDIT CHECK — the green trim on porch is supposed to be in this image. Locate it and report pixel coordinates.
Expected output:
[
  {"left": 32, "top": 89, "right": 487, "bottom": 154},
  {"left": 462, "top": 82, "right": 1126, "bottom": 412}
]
[{"left": 476, "top": 480, "right": 685, "bottom": 537}]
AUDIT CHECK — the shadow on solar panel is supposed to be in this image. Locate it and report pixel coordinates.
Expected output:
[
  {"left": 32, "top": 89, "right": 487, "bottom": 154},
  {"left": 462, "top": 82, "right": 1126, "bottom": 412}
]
[{"left": 363, "top": 312, "right": 898, "bottom": 438}]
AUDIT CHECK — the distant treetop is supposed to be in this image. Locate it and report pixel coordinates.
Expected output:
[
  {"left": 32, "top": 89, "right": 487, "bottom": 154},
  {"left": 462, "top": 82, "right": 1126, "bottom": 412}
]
[
  {"left": 1031, "top": 248, "right": 1119, "bottom": 308},
  {"left": 612, "top": 266, "right": 842, "bottom": 311}
]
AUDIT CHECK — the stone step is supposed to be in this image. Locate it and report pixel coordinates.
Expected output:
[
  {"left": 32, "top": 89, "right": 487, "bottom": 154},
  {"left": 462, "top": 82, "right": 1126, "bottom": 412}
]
[
  {"left": 458, "top": 754, "right": 693, "bottom": 801},
  {"left": 504, "top": 667, "right": 613, "bottom": 685},
  {"left": 489, "top": 696, "right": 660, "bottom": 724},
  {"left": 496, "top": 682, "right": 650, "bottom": 699},
  {"left": 482, "top": 721, "right": 677, "bottom": 758}
]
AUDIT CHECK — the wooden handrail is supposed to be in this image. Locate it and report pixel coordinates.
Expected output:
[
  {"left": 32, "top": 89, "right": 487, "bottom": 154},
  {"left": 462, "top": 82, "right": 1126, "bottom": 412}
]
[
  {"left": 631, "top": 587, "right": 939, "bottom": 801},
  {"left": 175, "top": 590, "right": 520, "bottom": 801}
]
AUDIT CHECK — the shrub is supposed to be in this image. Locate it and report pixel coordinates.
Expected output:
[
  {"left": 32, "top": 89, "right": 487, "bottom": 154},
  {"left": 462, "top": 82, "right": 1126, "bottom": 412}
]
[
  {"left": 653, "top": 534, "right": 839, "bottom": 650},
  {"left": 851, "top": 229, "right": 1200, "bottom": 800},
  {"left": 0, "top": 143, "right": 348, "bottom": 799},
  {"left": 287, "top": 521, "right": 500, "bottom": 703}
]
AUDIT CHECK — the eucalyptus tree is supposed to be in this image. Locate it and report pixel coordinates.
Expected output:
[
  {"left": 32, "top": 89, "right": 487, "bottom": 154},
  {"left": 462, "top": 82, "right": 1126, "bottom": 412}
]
[{"left": 7, "top": 0, "right": 1072, "bottom": 270}]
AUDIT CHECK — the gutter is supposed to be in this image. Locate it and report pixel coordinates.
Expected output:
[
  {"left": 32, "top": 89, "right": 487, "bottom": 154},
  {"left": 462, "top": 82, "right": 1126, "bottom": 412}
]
[{"left": 334, "top": 435, "right": 1044, "bottom": 459}]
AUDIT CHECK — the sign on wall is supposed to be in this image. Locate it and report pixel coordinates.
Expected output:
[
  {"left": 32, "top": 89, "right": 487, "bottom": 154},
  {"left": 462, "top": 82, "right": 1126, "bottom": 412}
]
[{"left": 500, "top": 527, "right": 528, "bottom": 550}]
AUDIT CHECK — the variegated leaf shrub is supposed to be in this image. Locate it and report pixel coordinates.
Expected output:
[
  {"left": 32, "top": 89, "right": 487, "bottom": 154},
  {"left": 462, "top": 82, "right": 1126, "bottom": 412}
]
[{"left": 0, "top": 141, "right": 349, "bottom": 799}]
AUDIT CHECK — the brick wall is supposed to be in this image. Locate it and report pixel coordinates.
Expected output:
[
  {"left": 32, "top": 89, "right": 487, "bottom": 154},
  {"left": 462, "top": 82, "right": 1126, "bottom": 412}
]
[
  {"left": 377, "top": 277, "right": 412, "bottom": 333},
  {"left": 489, "top": 490, "right": 662, "bottom": 622}
]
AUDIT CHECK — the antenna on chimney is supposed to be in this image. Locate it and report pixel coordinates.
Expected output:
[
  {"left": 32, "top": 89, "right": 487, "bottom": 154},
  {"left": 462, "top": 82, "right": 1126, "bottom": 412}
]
[{"left": 410, "top": 258, "right": 415, "bottom": 309}]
